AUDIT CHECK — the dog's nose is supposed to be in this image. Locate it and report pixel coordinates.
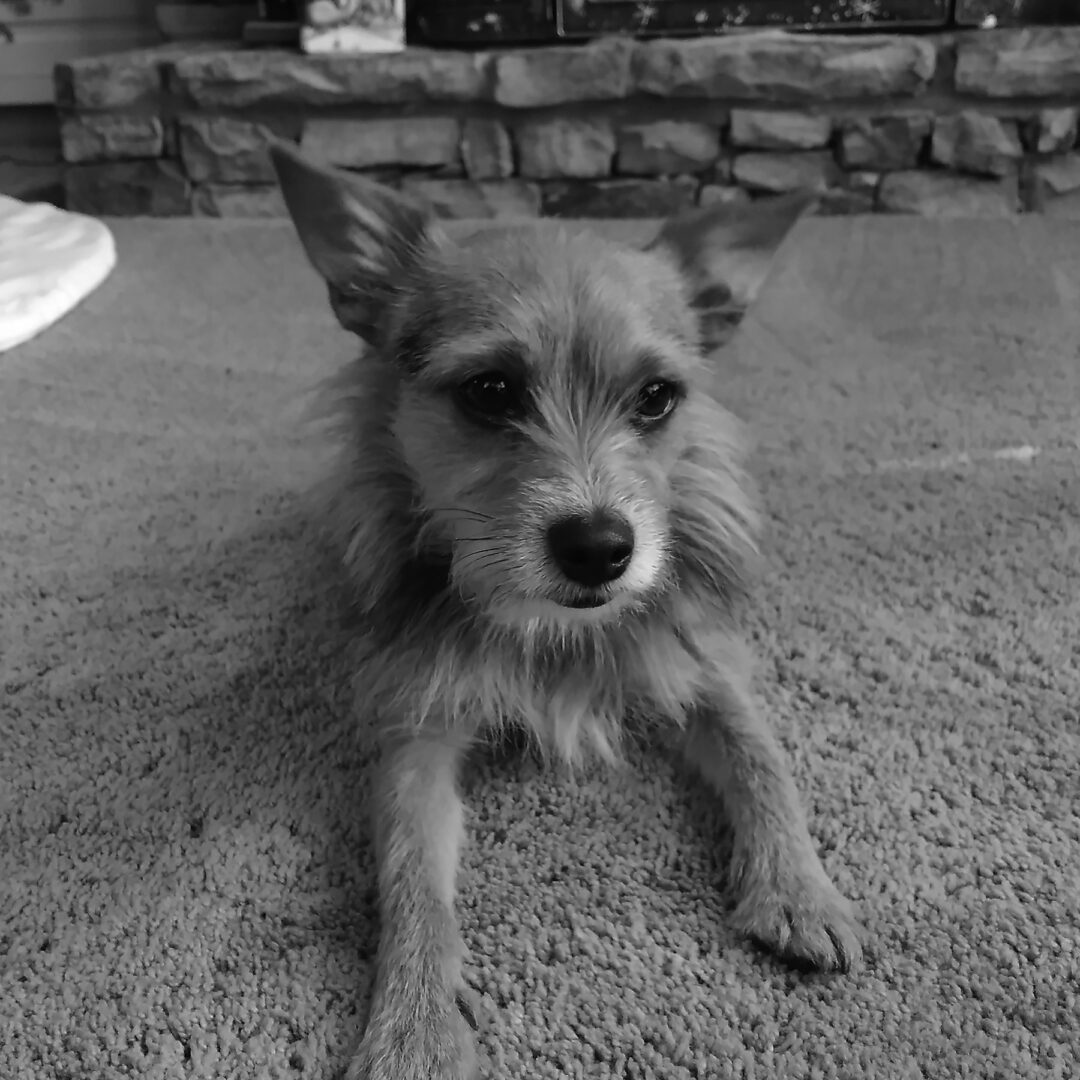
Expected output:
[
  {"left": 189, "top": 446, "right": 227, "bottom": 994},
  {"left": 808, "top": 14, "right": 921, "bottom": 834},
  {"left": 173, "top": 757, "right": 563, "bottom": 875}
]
[{"left": 546, "top": 511, "right": 635, "bottom": 587}]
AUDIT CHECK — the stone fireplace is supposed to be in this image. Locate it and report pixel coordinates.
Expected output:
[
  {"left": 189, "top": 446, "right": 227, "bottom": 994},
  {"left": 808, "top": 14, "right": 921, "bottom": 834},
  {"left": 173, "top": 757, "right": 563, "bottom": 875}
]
[{"left": 54, "top": 27, "right": 1080, "bottom": 220}]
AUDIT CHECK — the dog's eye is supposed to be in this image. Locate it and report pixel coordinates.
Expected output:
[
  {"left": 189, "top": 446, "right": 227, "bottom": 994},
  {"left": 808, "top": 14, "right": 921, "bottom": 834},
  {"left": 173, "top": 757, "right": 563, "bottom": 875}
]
[
  {"left": 634, "top": 380, "right": 679, "bottom": 424},
  {"left": 456, "top": 372, "right": 520, "bottom": 423}
]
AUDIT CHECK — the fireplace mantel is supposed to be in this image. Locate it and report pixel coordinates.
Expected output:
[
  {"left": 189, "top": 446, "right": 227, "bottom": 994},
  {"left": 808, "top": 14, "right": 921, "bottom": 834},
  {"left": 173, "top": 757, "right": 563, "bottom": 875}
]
[{"left": 53, "top": 27, "right": 1080, "bottom": 219}]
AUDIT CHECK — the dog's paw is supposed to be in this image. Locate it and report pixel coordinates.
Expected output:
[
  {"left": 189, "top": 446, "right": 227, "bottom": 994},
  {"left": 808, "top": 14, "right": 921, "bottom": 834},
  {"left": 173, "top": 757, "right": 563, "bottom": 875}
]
[
  {"left": 344, "top": 994, "right": 481, "bottom": 1080},
  {"left": 730, "top": 854, "right": 863, "bottom": 974}
]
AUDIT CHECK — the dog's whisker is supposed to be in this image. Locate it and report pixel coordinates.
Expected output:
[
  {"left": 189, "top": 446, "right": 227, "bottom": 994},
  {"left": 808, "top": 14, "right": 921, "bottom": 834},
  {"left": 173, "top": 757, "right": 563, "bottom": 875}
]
[
  {"left": 428, "top": 506, "right": 496, "bottom": 522},
  {"left": 453, "top": 545, "right": 506, "bottom": 565},
  {"left": 457, "top": 556, "right": 516, "bottom": 579},
  {"left": 453, "top": 540, "right": 512, "bottom": 558}
]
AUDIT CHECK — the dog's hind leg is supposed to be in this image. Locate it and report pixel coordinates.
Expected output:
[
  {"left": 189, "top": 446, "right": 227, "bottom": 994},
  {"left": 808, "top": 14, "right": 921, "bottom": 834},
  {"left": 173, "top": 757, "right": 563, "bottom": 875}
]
[
  {"left": 346, "top": 730, "right": 481, "bottom": 1080},
  {"left": 684, "top": 669, "right": 863, "bottom": 974}
]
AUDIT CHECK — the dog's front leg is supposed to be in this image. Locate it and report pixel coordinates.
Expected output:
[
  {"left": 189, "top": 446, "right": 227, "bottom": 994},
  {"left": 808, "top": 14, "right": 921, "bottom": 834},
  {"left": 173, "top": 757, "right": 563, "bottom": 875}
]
[
  {"left": 685, "top": 671, "right": 863, "bottom": 974},
  {"left": 346, "top": 731, "right": 479, "bottom": 1080}
]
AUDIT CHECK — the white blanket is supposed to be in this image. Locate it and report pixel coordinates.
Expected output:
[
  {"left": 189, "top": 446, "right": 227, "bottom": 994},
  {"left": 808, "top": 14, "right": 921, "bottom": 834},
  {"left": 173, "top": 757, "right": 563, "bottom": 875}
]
[{"left": 0, "top": 195, "right": 117, "bottom": 353}]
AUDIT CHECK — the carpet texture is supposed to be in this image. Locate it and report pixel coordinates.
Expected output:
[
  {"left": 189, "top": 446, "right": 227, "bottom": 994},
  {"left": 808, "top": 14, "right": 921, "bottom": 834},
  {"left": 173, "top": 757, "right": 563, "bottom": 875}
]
[{"left": 2, "top": 216, "right": 1078, "bottom": 1080}]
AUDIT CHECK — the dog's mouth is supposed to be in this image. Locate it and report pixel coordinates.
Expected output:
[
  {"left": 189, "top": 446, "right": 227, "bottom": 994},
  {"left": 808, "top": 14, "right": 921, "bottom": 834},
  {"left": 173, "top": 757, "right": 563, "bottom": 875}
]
[
  {"left": 561, "top": 593, "right": 609, "bottom": 610},
  {"left": 487, "top": 590, "right": 634, "bottom": 629}
]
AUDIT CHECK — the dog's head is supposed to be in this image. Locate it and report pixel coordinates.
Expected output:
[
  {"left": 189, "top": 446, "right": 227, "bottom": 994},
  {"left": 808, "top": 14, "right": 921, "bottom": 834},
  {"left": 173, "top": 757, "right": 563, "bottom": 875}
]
[{"left": 272, "top": 142, "right": 810, "bottom": 639}]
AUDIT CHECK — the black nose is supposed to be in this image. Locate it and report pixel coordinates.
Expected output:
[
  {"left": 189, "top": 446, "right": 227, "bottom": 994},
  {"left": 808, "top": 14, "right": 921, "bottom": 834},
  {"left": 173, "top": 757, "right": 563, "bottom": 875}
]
[{"left": 546, "top": 511, "right": 635, "bottom": 587}]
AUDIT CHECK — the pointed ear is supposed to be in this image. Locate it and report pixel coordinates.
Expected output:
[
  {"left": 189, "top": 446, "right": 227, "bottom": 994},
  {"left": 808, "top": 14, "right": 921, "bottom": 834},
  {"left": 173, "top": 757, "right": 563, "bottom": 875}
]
[
  {"left": 648, "top": 191, "right": 816, "bottom": 311},
  {"left": 269, "top": 138, "right": 442, "bottom": 343}
]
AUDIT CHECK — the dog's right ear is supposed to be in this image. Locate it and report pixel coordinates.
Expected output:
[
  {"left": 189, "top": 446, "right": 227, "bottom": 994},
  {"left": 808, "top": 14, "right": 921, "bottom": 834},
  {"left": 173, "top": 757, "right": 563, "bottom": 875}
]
[
  {"left": 648, "top": 191, "right": 816, "bottom": 311},
  {"left": 270, "top": 139, "right": 441, "bottom": 343}
]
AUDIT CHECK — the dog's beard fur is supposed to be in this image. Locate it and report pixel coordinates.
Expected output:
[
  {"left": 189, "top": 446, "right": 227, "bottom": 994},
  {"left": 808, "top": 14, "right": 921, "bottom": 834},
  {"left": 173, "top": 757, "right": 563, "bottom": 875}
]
[
  {"left": 271, "top": 141, "right": 861, "bottom": 1080},
  {"left": 306, "top": 220, "right": 761, "bottom": 766}
]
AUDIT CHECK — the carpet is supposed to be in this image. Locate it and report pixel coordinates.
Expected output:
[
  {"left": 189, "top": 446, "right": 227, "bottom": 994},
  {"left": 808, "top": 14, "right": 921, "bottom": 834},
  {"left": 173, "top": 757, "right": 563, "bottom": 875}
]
[{"left": 2, "top": 215, "right": 1078, "bottom": 1080}]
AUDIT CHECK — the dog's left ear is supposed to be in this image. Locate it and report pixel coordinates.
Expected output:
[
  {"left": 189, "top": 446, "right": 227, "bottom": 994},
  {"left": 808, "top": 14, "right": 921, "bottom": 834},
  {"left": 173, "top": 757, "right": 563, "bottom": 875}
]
[{"left": 648, "top": 191, "right": 816, "bottom": 312}]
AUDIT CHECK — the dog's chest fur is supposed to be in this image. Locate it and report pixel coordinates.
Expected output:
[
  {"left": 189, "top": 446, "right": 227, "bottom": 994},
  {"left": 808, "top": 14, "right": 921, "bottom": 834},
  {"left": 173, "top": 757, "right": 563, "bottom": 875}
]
[
  {"left": 484, "top": 615, "right": 712, "bottom": 764},
  {"left": 357, "top": 564, "right": 722, "bottom": 766}
]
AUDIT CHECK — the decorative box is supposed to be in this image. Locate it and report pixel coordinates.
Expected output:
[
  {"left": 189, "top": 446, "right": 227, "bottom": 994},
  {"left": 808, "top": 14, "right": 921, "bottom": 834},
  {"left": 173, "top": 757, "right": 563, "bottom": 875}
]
[{"left": 301, "top": 0, "right": 405, "bottom": 53}]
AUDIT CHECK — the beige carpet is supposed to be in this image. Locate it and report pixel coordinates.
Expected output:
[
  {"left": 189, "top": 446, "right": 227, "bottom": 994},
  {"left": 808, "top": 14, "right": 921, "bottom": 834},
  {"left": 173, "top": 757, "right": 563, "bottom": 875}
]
[{"left": 3, "top": 215, "right": 1078, "bottom": 1080}]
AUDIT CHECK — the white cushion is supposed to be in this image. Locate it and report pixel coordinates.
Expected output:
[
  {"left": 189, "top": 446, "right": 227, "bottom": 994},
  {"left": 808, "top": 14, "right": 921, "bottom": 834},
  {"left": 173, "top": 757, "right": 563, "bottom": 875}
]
[{"left": 0, "top": 195, "right": 116, "bottom": 353}]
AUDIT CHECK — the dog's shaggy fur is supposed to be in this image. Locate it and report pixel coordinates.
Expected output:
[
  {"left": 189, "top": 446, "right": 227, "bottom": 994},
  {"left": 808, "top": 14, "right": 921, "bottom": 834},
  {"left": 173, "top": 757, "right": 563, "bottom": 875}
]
[{"left": 271, "top": 141, "right": 863, "bottom": 1080}]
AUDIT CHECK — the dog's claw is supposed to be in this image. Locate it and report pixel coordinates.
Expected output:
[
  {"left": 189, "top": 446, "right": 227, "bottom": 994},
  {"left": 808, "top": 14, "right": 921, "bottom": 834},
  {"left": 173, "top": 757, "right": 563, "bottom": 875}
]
[
  {"left": 823, "top": 925, "right": 856, "bottom": 974},
  {"left": 455, "top": 987, "right": 487, "bottom": 1032}
]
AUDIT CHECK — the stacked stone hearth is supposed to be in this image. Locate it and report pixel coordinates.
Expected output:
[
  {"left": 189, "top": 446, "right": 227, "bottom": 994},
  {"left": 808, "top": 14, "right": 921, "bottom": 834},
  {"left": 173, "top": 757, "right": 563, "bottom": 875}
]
[{"left": 55, "top": 27, "right": 1080, "bottom": 219}]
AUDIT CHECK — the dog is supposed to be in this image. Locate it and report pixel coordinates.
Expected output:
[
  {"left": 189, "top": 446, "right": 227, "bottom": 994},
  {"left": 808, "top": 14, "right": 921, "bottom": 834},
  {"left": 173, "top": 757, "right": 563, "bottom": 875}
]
[{"left": 270, "top": 140, "right": 862, "bottom": 1080}]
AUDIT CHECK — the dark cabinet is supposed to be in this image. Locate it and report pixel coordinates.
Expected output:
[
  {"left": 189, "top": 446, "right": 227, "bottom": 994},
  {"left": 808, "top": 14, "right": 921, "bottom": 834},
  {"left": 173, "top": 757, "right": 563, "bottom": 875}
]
[
  {"left": 954, "top": 0, "right": 1080, "bottom": 23},
  {"left": 408, "top": 0, "right": 951, "bottom": 45}
]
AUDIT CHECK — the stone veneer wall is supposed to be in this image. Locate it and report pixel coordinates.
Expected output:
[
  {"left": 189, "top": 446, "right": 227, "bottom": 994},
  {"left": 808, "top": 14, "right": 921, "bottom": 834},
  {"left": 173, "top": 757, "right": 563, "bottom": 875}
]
[{"left": 54, "top": 28, "right": 1080, "bottom": 220}]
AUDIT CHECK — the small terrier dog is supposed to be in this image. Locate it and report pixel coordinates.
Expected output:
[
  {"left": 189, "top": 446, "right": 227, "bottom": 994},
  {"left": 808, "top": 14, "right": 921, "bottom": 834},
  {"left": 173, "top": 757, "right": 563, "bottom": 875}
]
[{"left": 270, "top": 140, "right": 862, "bottom": 1080}]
